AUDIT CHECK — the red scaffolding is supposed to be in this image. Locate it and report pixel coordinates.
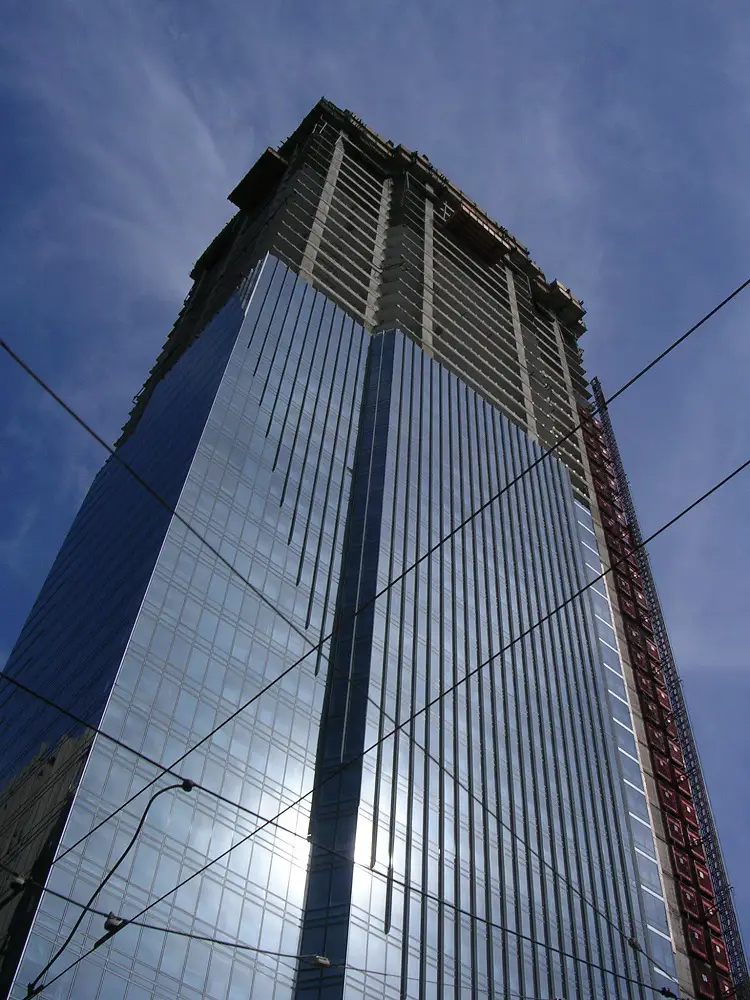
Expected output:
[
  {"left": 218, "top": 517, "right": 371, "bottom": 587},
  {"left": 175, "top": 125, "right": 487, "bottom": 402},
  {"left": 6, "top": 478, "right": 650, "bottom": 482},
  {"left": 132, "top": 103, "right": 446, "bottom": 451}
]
[{"left": 584, "top": 378, "right": 748, "bottom": 1000}]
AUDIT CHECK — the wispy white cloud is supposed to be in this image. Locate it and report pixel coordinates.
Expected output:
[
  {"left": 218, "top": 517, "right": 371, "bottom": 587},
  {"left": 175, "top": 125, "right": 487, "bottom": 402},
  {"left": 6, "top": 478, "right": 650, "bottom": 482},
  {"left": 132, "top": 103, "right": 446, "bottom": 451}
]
[
  {"left": 0, "top": 0, "right": 607, "bottom": 446},
  {"left": 0, "top": 3, "right": 245, "bottom": 301}
]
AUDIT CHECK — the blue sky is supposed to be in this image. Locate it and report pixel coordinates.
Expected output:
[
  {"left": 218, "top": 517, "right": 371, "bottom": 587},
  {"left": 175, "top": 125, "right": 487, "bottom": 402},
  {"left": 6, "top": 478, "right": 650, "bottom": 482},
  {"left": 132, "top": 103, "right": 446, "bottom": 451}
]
[{"left": 1, "top": 0, "right": 749, "bottom": 950}]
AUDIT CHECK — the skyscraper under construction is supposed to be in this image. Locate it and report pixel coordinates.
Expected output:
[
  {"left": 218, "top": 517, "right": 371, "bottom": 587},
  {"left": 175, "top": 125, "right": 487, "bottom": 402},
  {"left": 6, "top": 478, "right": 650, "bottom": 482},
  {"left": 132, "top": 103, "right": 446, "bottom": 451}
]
[{"left": 0, "top": 99, "right": 745, "bottom": 1000}]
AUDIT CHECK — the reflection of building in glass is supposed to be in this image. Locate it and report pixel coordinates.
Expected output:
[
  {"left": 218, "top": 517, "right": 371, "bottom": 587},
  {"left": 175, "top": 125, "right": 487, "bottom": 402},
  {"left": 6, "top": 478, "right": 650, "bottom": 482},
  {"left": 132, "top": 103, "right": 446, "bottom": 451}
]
[
  {"left": 0, "top": 100, "right": 743, "bottom": 1000},
  {"left": 0, "top": 732, "right": 92, "bottom": 996}
]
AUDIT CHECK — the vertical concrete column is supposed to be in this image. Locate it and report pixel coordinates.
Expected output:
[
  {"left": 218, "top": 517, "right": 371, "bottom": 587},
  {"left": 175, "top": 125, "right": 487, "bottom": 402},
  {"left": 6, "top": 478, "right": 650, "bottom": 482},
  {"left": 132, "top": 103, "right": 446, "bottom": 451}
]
[
  {"left": 299, "top": 132, "right": 345, "bottom": 282},
  {"left": 505, "top": 266, "right": 538, "bottom": 440},
  {"left": 364, "top": 178, "right": 392, "bottom": 329},
  {"left": 552, "top": 317, "right": 583, "bottom": 430},
  {"left": 421, "top": 196, "right": 435, "bottom": 356}
]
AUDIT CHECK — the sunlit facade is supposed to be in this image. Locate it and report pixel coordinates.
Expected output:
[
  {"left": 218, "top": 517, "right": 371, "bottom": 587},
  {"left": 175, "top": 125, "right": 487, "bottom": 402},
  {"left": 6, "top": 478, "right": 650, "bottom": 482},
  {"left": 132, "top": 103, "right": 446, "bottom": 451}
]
[{"left": 1, "top": 257, "right": 671, "bottom": 1000}]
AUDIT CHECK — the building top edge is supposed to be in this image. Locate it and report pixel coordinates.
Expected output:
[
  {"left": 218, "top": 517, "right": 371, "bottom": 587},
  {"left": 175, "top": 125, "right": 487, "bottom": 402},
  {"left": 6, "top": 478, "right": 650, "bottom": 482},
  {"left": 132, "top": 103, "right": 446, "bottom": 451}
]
[{"left": 232, "top": 97, "right": 586, "bottom": 336}]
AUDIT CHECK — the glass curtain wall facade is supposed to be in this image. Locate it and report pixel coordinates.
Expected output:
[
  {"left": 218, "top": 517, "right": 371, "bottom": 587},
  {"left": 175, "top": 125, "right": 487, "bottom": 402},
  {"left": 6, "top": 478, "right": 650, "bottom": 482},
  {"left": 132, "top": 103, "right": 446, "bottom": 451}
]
[
  {"left": 297, "top": 324, "right": 670, "bottom": 1000},
  {"left": 0, "top": 286, "right": 250, "bottom": 997},
  {"left": 3, "top": 257, "right": 678, "bottom": 1000},
  {"left": 5, "top": 258, "right": 368, "bottom": 999}
]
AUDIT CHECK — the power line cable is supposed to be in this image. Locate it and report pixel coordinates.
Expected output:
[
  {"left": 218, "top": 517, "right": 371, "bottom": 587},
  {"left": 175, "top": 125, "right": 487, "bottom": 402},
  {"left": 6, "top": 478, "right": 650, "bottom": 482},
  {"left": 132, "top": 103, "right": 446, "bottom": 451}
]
[
  {"left": 1, "top": 847, "right": 692, "bottom": 1000},
  {"left": 2, "top": 860, "right": 581, "bottom": 999},
  {"left": 0, "top": 666, "right": 659, "bottom": 984},
  {"left": 26, "top": 839, "right": 688, "bottom": 1000},
  {"left": 2, "top": 272, "right": 747, "bottom": 875},
  {"left": 0, "top": 682, "right": 665, "bottom": 1000},
  {"left": 2, "top": 271, "right": 745, "bottom": 794},
  {"left": 25, "top": 782, "right": 194, "bottom": 993},
  {"left": 0, "top": 561, "right": 664, "bottom": 978},
  {"left": 338, "top": 961, "right": 683, "bottom": 1000},
  {"left": 0, "top": 341, "right": 318, "bottom": 656},
  {"left": 0, "top": 665, "right": 665, "bottom": 988},
  {"left": 0, "top": 625, "right": 693, "bottom": 995},
  {"left": 28, "top": 452, "right": 749, "bottom": 999},
  {"left": 0, "top": 545, "right": 665, "bottom": 977},
  {"left": 0, "top": 370, "right": 676, "bottom": 978},
  {"left": 111, "top": 454, "right": 750, "bottom": 957},
  {"left": 9, "top": 838, "right": 687, "bottom": 1000},
  {"left": 0, "top": 866, "right": 639, "bottom": 1000},
  {"left": 0, "top": 859, "right": 317, "bottom": 968},
  {"left": 3, "top": 280, "right": 747, "bottom": 991}
]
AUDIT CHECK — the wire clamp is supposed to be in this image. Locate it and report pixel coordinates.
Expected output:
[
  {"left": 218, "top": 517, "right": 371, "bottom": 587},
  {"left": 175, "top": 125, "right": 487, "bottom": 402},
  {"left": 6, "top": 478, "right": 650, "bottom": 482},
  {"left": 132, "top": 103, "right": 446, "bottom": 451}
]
[{"left": 94, "top": 913, "right": 128, "bottom": 948}]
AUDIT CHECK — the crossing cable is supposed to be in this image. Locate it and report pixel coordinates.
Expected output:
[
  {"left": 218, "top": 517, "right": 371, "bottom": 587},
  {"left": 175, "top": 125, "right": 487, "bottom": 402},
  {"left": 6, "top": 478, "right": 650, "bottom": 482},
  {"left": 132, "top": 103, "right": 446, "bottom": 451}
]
[
  {"left": 2, "top": 863, "right": 583, "bottom": 1000},
  {"left": 2, "top": 277, "right": 748, "bottom": 972},
  {"left": 0, "top": 341, "right": 319, "bottom": 660},
  {"left": 10, "top": 864, "right": 583, "bottom": 999},
  {"left": 0, "top": 379, "right": 681, "bottom": 979},
  {"left": 0, "top": 665, "right": 674, "bottom": 988},
  {"left": 9, "top": 828, "right": 687, "bottom": 1000},
  {"left": 0, "top": 863, "right": 321, "bottom": 975},
  {"left": 1, "top": 272, "right": 746, "bottom": 788},
  {"left": 338, "top": 962, "right": 683, "bottom": 1000},
  {"left": 0, "top": 660, "right": 667, "bottom": 991},
  {"left": 0, "top": 413, "right": 663, "bottom": 970},
  {"left": 0, "top": 660, "right": 665, "bottom": 983},
  {"left": 23, "top": 859, "right": 689, "bottom": 1000},
  {"left": 28, "top": 453, "right": 750, "bottom": 999},
  {"left": 1, "top": 274, "right": 748, "bottom": 871},
  {"left": 25, "top": 781, "right": 194, "bottom": 994},
  {"left": 2, "top": 860, "right": 591, "bottom": 999},
  {"left": 0, "top": 512, "right": 668, "bottom": 980}
]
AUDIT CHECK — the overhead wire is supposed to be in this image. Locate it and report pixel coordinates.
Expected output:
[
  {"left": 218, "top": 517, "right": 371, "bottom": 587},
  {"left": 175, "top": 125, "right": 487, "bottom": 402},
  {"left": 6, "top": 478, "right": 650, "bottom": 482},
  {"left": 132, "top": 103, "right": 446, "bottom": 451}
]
[
  {"left": 26, "top": 450, "right": 750, "bottom": 998},
  {"left": 338, "top": 962, "right": 683, "bottom": 1000},
  {"left": 2, "top": 276, "right": 748, "bottom": 993},
  {"left": 0, "top": 667, "right": 664, "bottom": 991},
  {"left": 0, "top": 634, "right": 661, "bottom": 978},
  {"left": 0, "top": 582, "right": 668, "bottom": 976},
  {"left": 0, "top": 664, "right": 662, "bottom": 987},
  {"left": 0, "top": 339, "right": 319, "bottom": 656},
  {"left": 1, "top": 850, "right": 693, "bottom": 1000},
  {"left": 0, "top": 865, "right": 321, "bottom": 989},
  {"left": 4, "top": 860, "right": 589, "bottom": 1000},
  {"left": 124, "top": 450, "right": 750, "bottom": 920},
  {"left": 26, "top": 829, "right": 690, "bottom": 1000},
  {"left": 1, "top": 271, "right": 747, "bottom": 875},
  {"left": 25, "top": 782, "right": 194, "bottom": 993},
  {"left": 0, "top": 668, "right": 672, "bottom": 998},
  {"left": 7, "top": 841, "right": 688, "bottom": 1000},
  {"left": 0, "top": 395, "right": 666, "bottom": 975},
  {"left": 2, "top": 860, "right": 596, "bottom": 999}
]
